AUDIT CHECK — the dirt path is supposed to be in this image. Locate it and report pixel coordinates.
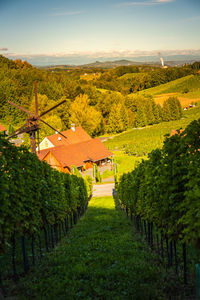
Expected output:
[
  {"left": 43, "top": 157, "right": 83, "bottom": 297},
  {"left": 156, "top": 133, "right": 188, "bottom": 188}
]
[{"left": 93, "top": 183, "right": 115, "bottom": 197}]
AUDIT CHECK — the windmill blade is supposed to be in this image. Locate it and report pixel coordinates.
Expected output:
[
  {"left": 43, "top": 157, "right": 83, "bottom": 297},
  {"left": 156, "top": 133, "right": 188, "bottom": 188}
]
[
  {"left": 7, "top": 123, "right": 27, "bottom": 139},
  {"left": 39, "top": 100, "right": 66, "bottom": 118},
  {"left": 34, "top": 81, "right": 38, "bottom": 117},
  {"left": 39, "top": 118, "right": 67, "bottom": 139},
  {"left": 8, "top": 101, "right": 35, "bottom": 116}
]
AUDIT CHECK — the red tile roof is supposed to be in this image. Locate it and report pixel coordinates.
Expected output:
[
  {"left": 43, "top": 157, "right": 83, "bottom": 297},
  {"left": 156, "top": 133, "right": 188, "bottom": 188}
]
[
  {"left": 47, "top": 126, "right": 92, "bottom": 147},
  {"left": 171, "top": 129, "right": 185, "bottom": 136},
  {"left": 0, "top": 124, "right": 6, "bottom": 132},
  {"left": 37, "top": 138, "right": 113, "bottom": 169},
  {"left": 37, "top": 148, "right": 50, "bottom": 161}
]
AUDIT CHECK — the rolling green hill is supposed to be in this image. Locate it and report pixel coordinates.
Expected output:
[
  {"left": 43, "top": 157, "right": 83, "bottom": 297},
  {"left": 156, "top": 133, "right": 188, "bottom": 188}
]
[
  {"left": 104, "top": 106, "right": 200, "bottom": 156},
  {"left": 136, "top": 74, "right": 200, "bottom": 107},
  {"left": 98, "top": 74, "right": 200, "bottom": 107},
  {"left": 137, "top": 74, "right": 200, "bottom": 95}
]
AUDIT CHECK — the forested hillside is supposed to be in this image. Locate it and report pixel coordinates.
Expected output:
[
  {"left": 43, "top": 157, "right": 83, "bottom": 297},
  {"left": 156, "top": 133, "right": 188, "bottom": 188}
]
[{"left": 0, "top": 55, "right": 199, "bottom": 140}]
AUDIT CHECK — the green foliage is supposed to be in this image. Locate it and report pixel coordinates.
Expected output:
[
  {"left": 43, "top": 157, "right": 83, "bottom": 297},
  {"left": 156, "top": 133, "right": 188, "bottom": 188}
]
[
  {"left": 69, "top": 94, "right": 103, "bottom": 136},
  {"left": 106, "top": 103, "right": 124, "bottom": 133},
  {"left": 191, "top": 61, "right": 200, "bottom": 70},
  {"left": 101, "top": 169, "right": 114, "bottom": 179},
  {"left": 93, "top": 163, "right": 102, "bottom": 183},
  {"left": 83, "top": 175, "right": 93, "bottom": 197},
  {"left": 0, "top": 54, "right": 198, "bottom": 138},
  {"left": 113, "top": 151, "right": 143, "bottom": 175},
  {"left": 96, "top": 91, "right": 124, "bottom": 119},
  {"left": 0, "top": 137, "right": 91, "bottom": 253},
  {"left": 71, "top": 165, "right": 82, "bottom": 177},
  {"left": 162, "top": 96, "right": 182, "bottom": 121},
  {"left": 105, "top": 107, "right": 200, "bottom": 156},
  {"left": 96, "top": 65, "right": 194, "bottom": 94},
  {"left": 138, "top": 74, "right": 200, "bottom": 96},
  {"left": 125, "top": 94, "right": 182, "bottom": 128},
  {"left": 117, "top": 118, "right": 200, "bottom": 246},
  {"left": 113, "top": 65, "right": 140, "bottom": 77},
  {"left": 8, "top": 124, "right": 14, "bottom": 135}
]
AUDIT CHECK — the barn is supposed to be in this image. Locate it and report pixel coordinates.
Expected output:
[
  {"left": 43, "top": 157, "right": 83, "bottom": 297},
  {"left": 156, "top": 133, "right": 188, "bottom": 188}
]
[{"left": 37, "top": 125, "right": 113, "bottom": 173}]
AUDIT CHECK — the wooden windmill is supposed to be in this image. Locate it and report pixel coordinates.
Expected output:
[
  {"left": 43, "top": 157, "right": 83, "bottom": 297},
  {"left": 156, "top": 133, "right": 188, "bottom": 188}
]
[{"left": 7, "top": 82, "right": 67, "bottom": 153}]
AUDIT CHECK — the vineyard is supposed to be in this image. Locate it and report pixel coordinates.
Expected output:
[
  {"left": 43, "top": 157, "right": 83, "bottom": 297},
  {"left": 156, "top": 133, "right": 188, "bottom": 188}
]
[
  {"left": 0, "top": 136, "right": 92, "bottom": 293},
  {"left": 1, "top": 116, "right": 200, "bottom": 297},
  {"left": 138, "top": 74, "right": 200, "bottom": 98},
  {"left": 105, "top": 106, "right": 200, "bottom": 156},
  {"left": 115, "top": 118, "right": 200, "bottom": 291}
]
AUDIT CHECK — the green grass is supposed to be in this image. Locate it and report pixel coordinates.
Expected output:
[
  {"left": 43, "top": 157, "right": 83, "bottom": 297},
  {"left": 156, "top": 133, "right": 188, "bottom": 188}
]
[
  {"left": 12, "top": 197, "right": 176, "bottom": 299},
  {"left": 118, "top": 72, "right": 144, "bottom": 81},
  {"left": 100, "top": 152, "right": 144, "bottom": 179},
  {"left": 113, "top": 150, "right": 144, "bottom": 174},
  {"left": 104, "top": 107, "right": 200, "bottom": 155},
  {"left": 101, "top": 168, "right": 114, "bottom": 179}
]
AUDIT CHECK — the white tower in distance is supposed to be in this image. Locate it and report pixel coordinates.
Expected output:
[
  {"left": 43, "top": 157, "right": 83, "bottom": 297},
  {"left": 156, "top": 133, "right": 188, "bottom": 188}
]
[{"left": 158, "top": 52, "right": 165, "bottom": 68}]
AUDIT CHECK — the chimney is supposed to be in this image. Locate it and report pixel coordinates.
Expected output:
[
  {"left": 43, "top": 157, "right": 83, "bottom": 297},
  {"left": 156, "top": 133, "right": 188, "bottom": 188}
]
[{"left": 71, "top": 124, "right": 75, "bottom": 132}]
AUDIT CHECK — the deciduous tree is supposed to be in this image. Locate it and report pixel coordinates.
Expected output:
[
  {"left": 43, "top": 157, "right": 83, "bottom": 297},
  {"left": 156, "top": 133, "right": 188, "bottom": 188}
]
[{"left": 69, "top": 94, "right": 102, "bottom": 136}]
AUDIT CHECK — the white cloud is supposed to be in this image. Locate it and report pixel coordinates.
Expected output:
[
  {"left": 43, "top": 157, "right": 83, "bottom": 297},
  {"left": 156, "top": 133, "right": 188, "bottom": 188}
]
[
  {"left": 157, "top": 0, "right": 173, "bottom": 2},
  {"left": 5, "top": 48, "right": 200, "bottom": 66},
  {"left": 0, "top": 47, "right": 8, "bottom": 51},
  {"left": 5, "top": 48, "right": 200, "bottom": 59},
  {"left": 117, "top": 0, "right": 174, "bottom": 7}
]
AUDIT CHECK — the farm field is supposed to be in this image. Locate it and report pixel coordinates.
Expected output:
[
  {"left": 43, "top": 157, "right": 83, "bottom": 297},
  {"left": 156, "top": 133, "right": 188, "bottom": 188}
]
[
  {"left": 154, "top": 93, "right": 199, "bottom": 108},
  {"left": 104, "top": 106, "right": 200, "bottom": 156},
  {"left": 12, "top": 197, "right": 182, "bottom": 299}
]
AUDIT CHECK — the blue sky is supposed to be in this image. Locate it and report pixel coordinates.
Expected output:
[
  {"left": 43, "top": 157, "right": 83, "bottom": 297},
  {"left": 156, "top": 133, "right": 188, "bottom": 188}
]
[{"left": 0, "top": 0, "right": 200, "bottom": 65}]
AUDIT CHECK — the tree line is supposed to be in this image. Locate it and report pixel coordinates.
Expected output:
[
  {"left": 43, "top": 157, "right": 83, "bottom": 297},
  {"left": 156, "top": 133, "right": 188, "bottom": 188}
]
[{"left": 94, "top": 65, "right": 195, "bottom": 95}]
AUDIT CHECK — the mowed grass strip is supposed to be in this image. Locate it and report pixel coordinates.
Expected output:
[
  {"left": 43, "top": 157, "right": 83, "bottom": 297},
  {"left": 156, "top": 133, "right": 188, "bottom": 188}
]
[{"left": 15, "top": 197, "right": 167, "bottom": 299}]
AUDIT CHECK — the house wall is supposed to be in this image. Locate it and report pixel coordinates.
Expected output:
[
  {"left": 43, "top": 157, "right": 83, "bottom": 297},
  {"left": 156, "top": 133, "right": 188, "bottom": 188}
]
[
  {"left": 39, "top": 137, "right": 54, "bottom": 150},
  {"left": 43, "top": 152, "right": 69, "bottom": 173}
]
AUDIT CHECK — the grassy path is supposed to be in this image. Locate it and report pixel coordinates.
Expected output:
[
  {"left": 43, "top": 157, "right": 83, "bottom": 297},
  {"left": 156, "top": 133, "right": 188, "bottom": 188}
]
[{"left": 15, "top": 197, "right": 168, "bottom": 299}]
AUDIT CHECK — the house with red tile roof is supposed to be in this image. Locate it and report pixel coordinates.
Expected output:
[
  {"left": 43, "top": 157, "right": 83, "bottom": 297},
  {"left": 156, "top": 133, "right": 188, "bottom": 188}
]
[
  {"left": 39, "top": 125, "right": 92, "bottom": 150},
  {"left": 37, "top": 125, "right": 113, "bottom": 173}
]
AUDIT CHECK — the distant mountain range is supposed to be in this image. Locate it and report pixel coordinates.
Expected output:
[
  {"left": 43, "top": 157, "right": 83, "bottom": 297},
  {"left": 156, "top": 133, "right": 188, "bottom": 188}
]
[
  {"left": 40, "top": 59, "right": 141, "bottom": 70},
  {"left": 77, "top": 59, "right": 141, "bottom": 68},
  {"left": 5, "top": 52, "right": 200, "bottom": 67},
  {"left": 39, "top": 58, "right": 199, "bottom": 70}
]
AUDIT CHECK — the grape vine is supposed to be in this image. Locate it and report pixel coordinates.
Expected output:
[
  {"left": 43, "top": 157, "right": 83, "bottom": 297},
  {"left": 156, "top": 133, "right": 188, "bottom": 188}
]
[
  {"left": 0, "top": 136, "right": 92, "bottom": 254},
  {"left": 116, "top": 119, "right": 200, "bottom": 284}
]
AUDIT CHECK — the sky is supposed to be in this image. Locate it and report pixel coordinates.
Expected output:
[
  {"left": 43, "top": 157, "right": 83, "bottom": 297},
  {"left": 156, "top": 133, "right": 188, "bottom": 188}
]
[{"left": 0, "top": 0, "right": 200, "bottom": 65}]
